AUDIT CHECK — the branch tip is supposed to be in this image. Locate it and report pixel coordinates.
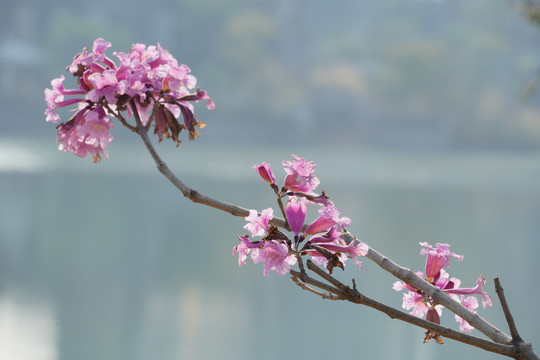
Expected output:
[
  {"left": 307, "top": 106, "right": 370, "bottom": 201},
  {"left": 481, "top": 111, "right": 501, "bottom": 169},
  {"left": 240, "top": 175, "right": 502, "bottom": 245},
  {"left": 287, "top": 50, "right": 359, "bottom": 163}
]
[{"left": 494, "top": 278, "right": 523, "bottom": 344}]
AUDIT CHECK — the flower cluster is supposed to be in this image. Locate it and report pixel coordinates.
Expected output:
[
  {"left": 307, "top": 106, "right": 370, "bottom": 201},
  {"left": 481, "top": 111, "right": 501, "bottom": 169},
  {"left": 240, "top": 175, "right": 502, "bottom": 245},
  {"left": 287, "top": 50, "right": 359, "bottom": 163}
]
[
  {"left": 233, "top": 155, "right": 368, "bottom": 276},
  {"left": 393, "top": 242, "right": 492, "bottom": 343},
  {"left": 44, "top": 38, "right": 214, "bottom": 162}
]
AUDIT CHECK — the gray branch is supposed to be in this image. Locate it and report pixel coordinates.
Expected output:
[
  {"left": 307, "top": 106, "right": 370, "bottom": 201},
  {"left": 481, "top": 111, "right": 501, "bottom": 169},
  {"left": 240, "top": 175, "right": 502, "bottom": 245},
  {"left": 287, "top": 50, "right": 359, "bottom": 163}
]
[{"left": 128, "top": 103, "right": 537, "bottom": 359}]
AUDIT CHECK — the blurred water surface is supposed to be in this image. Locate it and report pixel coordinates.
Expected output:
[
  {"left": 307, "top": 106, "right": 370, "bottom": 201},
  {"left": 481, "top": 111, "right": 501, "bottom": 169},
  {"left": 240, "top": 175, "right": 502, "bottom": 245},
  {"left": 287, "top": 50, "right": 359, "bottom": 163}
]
[
  {"left": 1, "top": 138, "right": 539, "bottom": 360},
  {"left": 2, "top": 0, "right": 540, "bottom": 358}
]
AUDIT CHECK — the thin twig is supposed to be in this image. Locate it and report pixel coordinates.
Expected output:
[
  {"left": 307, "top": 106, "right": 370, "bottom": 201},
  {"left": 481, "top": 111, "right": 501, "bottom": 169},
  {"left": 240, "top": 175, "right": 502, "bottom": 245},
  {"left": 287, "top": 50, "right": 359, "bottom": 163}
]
[
  {"left": 290, "top": 269, "right": 343, "bottom": 296},
  {"left": 340, "top": 232, "right": 513, "bottom": 345},
  {"left": 493, "top": 279, "right": 540, "bottom": 360},
  {"left": 276, "top": 195, "right": 290, "bottom": 231},
  {"left": 494, "top": 278, "right": 522, "bottom": 342},
  {"left": 290, "top": 274, "right": 343, "bottom": 300},
  {"left": 301, "top": 261, "right": 516, "bottom": 358},
  {"left": 295, "top": 253, "right": 306, "bottom": 274},
  {"left": 104, "top": 102, "right": 138, "bottom": 133}
]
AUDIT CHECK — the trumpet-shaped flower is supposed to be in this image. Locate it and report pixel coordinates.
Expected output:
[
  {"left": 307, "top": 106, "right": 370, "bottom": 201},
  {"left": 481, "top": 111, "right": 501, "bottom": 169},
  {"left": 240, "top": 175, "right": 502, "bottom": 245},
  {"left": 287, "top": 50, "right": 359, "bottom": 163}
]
[
  {"left": 420, "top": 242, "right": 463, "bottom": 282},
  {"left": 305, "top": 203, "right": 351, "bottom": 235},
  {"left": 233, "top": 235, "right": 263, "bottom": 266},
  {"left": 244, "top": 208, "right": 273, "bottom": 237},
  {"left": 402, "top": 290, "right": 437, "bottom": 318},
  {"left": 285, "top": 197, "right": 307, "bottom": 236},
  {"left": 394, "top": 243, "right": 491, "bottom": 336},
  {"left": 445, "top": 276, "right": 492, "bottom": 309},
  {"left": 56, "top": 104, "right": 113, "bottom": 163},
  {"left": 282, "top": 155, "right": 320, "bottom": 193},
  {"left": 44, "top": 75, "right": 87, "bottom": 123},
  {"left": 253, "top": 162, "right": 276, "bottom": 185},
  {"left": 252, "top": 241, "right": 297, "bottom": 276}
]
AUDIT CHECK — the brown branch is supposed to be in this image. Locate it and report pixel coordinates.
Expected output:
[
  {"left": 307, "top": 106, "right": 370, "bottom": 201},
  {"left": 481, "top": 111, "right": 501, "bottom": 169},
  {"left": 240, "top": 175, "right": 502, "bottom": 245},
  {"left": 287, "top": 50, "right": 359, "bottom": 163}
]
[
  {"left": 300, "top": 261, "right": 516, "bottom": 358},
  {"left": 276, "top": 195, "right": 290, "bottom": 230},
  {"left": 127, "top": 102, "right": 537, "bottom": 358},
  {"left": 290, "top": 272, "right": 344, "bottom": 300},
  {"left": 494, "top": 278, "right": 540, "bottom": 360},
  {"left": 104, "top": 101, "right": 138, "bottom": 133},
  {"left": 129, "top": 99, "right": 289, "bottom": 228},
  {"left": 495, "top": 277, "right": 522, "bottom": 342},
  {"left": 339, "top": 232, "right": 513, "bottom": 345}
]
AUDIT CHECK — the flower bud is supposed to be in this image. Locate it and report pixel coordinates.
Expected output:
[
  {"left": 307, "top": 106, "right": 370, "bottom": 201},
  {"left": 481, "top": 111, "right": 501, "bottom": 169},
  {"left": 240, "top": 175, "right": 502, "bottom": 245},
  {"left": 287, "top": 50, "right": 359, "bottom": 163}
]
[{"left": 253, "top": 162, "right": 276, "bottom": 185}]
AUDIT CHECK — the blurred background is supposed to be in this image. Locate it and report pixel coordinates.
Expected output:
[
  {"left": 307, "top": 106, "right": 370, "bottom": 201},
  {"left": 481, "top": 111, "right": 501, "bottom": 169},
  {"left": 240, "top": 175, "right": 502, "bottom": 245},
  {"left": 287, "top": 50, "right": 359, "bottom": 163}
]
[{"left": 1, "top": 0, "right": 540, "bottom": 359}]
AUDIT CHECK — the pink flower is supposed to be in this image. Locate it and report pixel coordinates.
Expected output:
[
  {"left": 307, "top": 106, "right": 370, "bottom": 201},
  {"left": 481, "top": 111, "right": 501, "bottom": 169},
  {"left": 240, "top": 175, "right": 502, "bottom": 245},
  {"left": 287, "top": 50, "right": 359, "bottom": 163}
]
[
  {"left": 56, "top": 104, "right": 113, "bottom": 163},
  {"left": 237, "top": 158, "right": 368, "bottom": 276},
  {"left": 393, "top": 270, "right": 424, "bottom": 293},
  {"left": 243, "top": 208, "right": 273, "bottom": 237},
  {"left": 86, "top": 69, "right": 119, "bottom": 103},
  {"left": 308, "top": 227, "right": 342, "bottom": 244},
  {"left": 394, "top": 243, "right": 491, "bottom": 334},
  {"left": 304, "top": 214, "right": 335, "bottom": 237},
  {"left": 402, "top": 290, "right": 431, "bottom": 318},
  {"left": 253, "top": 162, "right": 276, "bottom": 185},
  {"left": 167, "top": 63, "right": 194, "bottom": 91},
  {"left": 72, "top": 38, "right": 113, "bottom": 71},
  {"left": 426, "top": 307, "right": 442, "bottom": 328},
  {"left": 455, "top": 296, "right": 479, "bottom": 332},
  {"left": 424, "top": 307, "right": 445, "bottom": 343},
  {"left": 77, "top": 106, "right": 114, "bottom": 146},
  {"left": 304, "top": 203, "right": 351, "bottom": 236},
  {"left": 289, "top": 198, "right": 365, "bottom": 270},
  {"left": 45, "top": 38, "right": 214, "bottom": 161},
  {"left": 445, "top": 276, "right": 492, "bottom": 309},
  {"left": 44, "top": 75, "right": 86, "bottom": 123},
  {"left": 285, "top": 197, "right": 307, "bottom": 236},
  {"left": 420, "top": 242, "right": 463, "bottom": 282},
  {"left": 189, "top": 89, "right": 215, "bottom": 110},
  {"left": 92, "top": 38, "right": 113, "bottom": 57},
  {"left": 315, "top": 241, "right": 367, "bottom": 259},
  {"left": 396, "top": 269, "right": 458, "bottom": 322},
  {"left": 252, "top": 241, "right": 297, "bottom": 276},
  {"left": 310, "top": 238, "right": 368, "bottom": 270},
  {"left": 319, "top": 204, "right": 351, "bottom": 229},
  {"left": 233, "top": 235, "right": 263, "bottom": 266},
  {"left": 282, "top": 155, "right": 320, "bottom": 193},
  {"left": 355, "top": 242, "right": 370, "bottom": 258},
  {"left": 234, "top": 207, "right": 297, "bottom": 276},
  {"left": 308, "top": 250, "right": 348, "bottom": 270}
]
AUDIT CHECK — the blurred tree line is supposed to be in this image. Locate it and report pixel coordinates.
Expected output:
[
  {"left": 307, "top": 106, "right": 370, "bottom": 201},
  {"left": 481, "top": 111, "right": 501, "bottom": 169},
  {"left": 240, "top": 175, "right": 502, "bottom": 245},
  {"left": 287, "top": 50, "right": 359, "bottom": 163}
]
[{"left": 2, "top": 0, "right": 540, "bottom": 149}]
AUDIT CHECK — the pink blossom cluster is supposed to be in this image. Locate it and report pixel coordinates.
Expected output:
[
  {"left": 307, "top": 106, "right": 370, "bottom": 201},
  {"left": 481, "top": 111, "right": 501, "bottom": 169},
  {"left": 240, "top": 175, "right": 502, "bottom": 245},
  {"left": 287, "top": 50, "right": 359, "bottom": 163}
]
[
  {"left": 44, "top": 38, "right": 214, "bottom": 162},
  {"left": 393, "top": 242, "right": 492, "bottom": 342},
  {"left": 233, "top": 155, "right": 368, "bottom": 276}
]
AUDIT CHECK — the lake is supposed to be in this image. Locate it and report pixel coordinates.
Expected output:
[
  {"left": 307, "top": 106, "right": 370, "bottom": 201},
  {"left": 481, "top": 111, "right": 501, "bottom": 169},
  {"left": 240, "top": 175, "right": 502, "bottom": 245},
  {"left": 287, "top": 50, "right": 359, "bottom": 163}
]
[{"left": 1, "top": 137, "right": 539, "bottom": 360}]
